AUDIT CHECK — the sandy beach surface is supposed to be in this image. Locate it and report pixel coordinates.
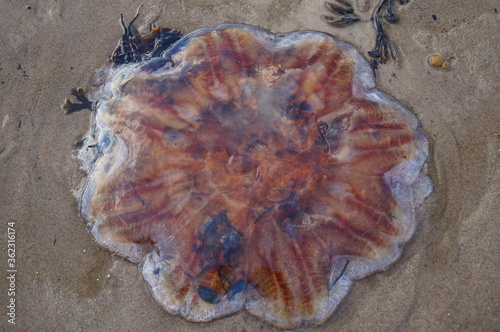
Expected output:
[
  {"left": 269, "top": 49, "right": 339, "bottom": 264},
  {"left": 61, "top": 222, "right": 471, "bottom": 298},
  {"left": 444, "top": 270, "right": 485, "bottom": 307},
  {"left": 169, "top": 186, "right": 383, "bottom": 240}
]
[{"left": 0, "top": 0, "right": 498, "bottom": 330}]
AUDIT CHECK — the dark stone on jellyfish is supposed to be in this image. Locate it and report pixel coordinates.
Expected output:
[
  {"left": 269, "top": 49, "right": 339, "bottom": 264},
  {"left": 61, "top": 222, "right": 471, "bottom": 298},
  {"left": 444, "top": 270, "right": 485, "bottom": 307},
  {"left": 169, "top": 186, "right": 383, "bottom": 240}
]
[
  {"left": 198, "top": 275, "right": 246, "bottom": 304},
  {"left": 76, "top": 22, "right": 432, "bottom": 329},
  {"left": 227, "top": 280, "right": 247, "bottom": 300},
  {"left": 198, "top": 285, "right": 221, "bottom": 304}
]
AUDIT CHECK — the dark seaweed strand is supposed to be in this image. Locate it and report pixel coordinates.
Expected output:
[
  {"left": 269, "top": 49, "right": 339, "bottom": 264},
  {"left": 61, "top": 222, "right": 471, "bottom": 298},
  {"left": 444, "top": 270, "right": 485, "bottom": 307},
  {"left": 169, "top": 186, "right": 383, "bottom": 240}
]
[
  {"left": 62, "top": 7, "right": 144, "bottom": 113},
  {"left": 110, "top": 6, "right": 183, "bottom": 64},
  {"left": 63, "top": 8, "right": 183, "bottom": 114},
  {"left": 110, "top": 6, "right": 143, "bottom": 64},
  {"left": 368, "top": 0, "right": 401, "bottom": 66},
  {"left": 323, "top": 0, "right": 407, "bottom": 67},
  {"left": 322, "top": 1, "right": 360, "bottom": 27}
]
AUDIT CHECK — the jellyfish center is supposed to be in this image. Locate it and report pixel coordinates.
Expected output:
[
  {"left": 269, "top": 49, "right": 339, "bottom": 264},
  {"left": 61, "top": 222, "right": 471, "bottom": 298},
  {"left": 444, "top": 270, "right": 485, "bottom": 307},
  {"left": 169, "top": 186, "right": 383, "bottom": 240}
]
[{"left": 201, "top": 99, "right": 328, "bottom": 222}]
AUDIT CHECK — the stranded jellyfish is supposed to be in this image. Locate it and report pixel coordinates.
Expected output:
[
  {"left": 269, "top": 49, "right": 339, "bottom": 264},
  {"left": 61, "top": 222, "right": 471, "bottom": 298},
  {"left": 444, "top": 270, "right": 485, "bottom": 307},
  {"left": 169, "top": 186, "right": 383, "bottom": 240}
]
[{"left": 69, "top": 21, "right": 431, "bottom": 328}]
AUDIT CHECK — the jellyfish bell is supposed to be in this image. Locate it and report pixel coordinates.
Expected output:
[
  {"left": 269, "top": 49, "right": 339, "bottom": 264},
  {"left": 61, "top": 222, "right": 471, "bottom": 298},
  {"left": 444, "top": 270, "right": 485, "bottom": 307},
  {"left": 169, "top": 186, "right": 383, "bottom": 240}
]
[{"left": 73, "top": 22, "right": 431, "bottom": 329}]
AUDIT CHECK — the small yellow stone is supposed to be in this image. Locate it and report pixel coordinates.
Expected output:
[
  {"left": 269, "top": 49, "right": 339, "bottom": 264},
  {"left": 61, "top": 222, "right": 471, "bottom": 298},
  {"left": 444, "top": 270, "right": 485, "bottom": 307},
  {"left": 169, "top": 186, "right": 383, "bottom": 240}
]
[
  {"left": 441, "top": 61, "right": 450, "bottom": 69},
  {"left": 429, "top": 55, "right": 444, "bottom": 66}
]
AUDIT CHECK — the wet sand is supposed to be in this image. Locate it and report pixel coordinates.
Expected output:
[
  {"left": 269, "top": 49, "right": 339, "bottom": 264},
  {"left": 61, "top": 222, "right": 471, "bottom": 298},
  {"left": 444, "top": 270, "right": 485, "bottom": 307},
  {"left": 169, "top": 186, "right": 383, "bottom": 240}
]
[{"left": 0, "top": 0, "right": 498, "bottom": 330}]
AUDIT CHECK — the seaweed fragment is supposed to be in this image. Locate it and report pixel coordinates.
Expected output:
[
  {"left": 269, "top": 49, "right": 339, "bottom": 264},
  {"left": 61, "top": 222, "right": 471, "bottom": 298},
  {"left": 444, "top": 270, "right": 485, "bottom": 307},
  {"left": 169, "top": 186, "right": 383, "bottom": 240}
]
[
  {"left": 370, "top": 0, "right": 402, "bottom": 66},
  {"left": 62, "top": 88, "right": 96, "bottom": 114},
  {"left": 110, "top": 6, "right": 182, "bottom": 64},
  {"left": 322, "top": 0, "right": 410, "bottom": 67},
  {"left": 322, "top": 1, "right": 360, "bottom": 27}
]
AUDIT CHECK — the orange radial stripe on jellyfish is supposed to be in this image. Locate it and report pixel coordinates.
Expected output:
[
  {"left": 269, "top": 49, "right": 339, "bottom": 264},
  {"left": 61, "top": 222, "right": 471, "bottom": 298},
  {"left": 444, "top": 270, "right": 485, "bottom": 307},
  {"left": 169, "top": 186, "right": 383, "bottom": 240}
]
[{"left": 78, "top": 24, "right": 431, "bottom": 328}]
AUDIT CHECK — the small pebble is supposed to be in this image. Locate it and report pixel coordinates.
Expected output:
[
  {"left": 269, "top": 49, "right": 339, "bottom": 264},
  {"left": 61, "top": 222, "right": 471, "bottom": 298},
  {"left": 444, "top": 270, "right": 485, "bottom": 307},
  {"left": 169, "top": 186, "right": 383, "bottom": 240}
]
[
  {"left": 429, "top": 55, "right": 444, "bottom": 66},
  {"left": 441, "top": 61, "right": 450, "bottom": 69}
]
